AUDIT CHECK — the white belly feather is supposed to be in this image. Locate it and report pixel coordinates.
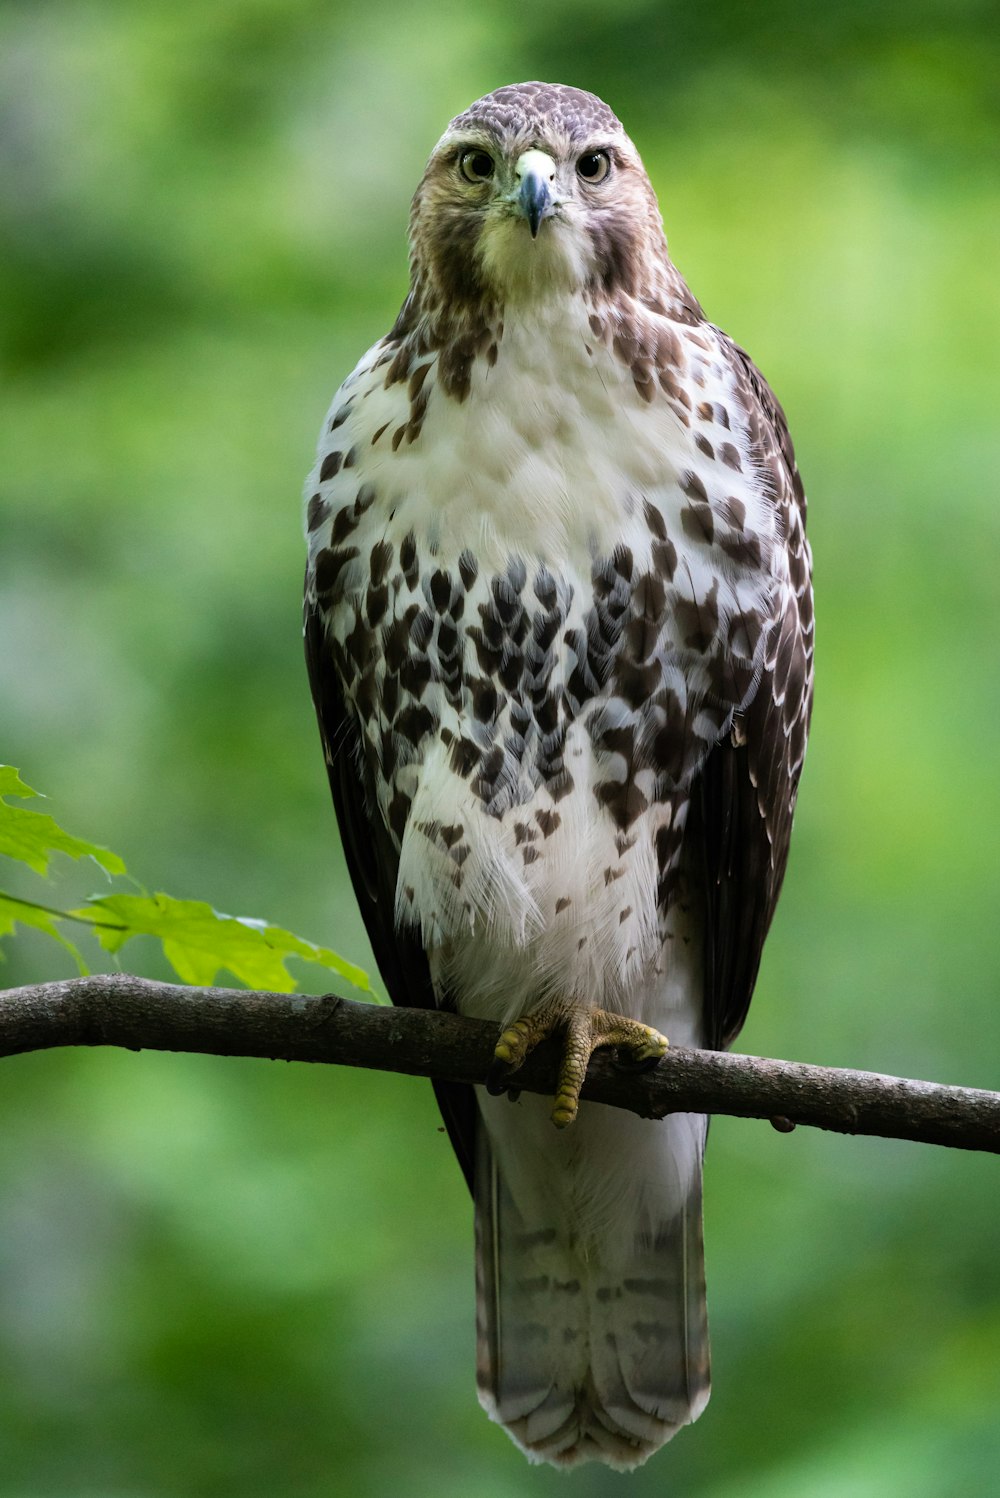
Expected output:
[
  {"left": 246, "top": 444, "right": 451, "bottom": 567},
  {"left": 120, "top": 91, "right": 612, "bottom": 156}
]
[{"left": 306, "top": 298, "right": 779, "bottom": 1035}]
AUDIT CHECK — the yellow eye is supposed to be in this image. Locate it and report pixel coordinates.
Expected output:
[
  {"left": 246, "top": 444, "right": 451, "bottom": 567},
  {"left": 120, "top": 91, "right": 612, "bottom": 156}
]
[
  {"left": 576, "top": 150, "right": 611, "bottom": 183},
  {"left": 460, "top": 149, "right": 495, "bottom": 183}
]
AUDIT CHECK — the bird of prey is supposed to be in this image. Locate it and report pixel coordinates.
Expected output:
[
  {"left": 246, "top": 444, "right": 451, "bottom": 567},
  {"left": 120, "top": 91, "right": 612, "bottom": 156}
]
[{"left": 304, "top": 81, "right": 813, "bottom": 1469}]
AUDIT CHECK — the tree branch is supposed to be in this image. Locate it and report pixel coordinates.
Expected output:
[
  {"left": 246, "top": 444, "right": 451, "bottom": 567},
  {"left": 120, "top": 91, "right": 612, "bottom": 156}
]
[{"left": 1, "top": 973, "right": 997, "bottom": 1154}]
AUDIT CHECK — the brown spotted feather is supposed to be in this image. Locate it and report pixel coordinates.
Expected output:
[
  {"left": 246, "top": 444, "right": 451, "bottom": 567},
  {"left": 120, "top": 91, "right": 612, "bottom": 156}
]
[
  {"left": 690, "top": 343, "right": 813, "bottom": 1048},
  {"left": 303, "top": 602, "right": 477, "bottom": 1188}
]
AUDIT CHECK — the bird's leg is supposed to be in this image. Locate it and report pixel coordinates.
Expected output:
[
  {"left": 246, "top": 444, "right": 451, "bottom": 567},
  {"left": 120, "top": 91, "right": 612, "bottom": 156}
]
[
  {"left": 487, "top": 1003, "right": 668, "bottom": 1129},
  {"left": 553, "top": 1009, "right": 668, "bottom": 1128}
]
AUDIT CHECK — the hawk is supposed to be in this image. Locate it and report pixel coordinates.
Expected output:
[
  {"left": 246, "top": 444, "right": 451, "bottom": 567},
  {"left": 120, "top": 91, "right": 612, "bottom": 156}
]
[{"left": 304, "top": 82, "right": 813, "bottom": 1469}]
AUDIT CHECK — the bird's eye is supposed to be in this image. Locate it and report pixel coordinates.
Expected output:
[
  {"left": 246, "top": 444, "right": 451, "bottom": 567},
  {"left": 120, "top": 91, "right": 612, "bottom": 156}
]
[
  {"left": 576, "top": 150, "right": 611, "bottom": 183},
  {"left": 460, "top": 149, "right": 495, "bottom": 183}
]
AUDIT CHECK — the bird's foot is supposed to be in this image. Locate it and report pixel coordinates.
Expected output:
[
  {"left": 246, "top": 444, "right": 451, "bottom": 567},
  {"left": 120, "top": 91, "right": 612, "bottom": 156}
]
[{"left": 486, "top": 1004, "right": 668, "bottom": 1129}]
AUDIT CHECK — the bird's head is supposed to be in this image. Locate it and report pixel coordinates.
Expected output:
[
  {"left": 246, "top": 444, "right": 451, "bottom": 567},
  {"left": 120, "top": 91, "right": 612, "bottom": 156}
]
[{"left": 407, "top": 82, "right": 668, "bottom": 314}]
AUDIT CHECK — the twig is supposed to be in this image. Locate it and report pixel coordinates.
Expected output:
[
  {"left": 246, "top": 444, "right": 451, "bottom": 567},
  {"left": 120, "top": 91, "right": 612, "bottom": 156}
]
[{"left": 1, "top": 974, "right": 997, "bottom": 1154}]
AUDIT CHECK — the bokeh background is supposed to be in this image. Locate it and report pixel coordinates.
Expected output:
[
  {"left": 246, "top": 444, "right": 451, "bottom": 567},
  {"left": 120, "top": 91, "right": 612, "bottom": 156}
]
[{"left": 2, "top": 1, "right": 999, "bottom": 1494}]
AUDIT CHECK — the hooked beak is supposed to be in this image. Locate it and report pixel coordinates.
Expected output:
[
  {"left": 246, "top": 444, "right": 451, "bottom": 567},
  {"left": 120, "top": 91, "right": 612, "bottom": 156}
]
[
  {"left": 515, "top": 149, "right": 556, "bottom": 240},
  {"left": 519, "top": 171, "right": 551, "bottom": 239}
]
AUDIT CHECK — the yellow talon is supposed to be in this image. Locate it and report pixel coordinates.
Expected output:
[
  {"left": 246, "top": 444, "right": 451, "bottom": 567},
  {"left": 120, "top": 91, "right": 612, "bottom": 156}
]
[{"left": 487, "top": 1003, "right": 668, "bottom": 1127}]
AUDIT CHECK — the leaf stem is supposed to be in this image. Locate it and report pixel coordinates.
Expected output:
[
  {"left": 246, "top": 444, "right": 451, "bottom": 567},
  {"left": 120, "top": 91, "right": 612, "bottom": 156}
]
[{"left": 0, "top": 890, "right": 127, "bottom": 933}]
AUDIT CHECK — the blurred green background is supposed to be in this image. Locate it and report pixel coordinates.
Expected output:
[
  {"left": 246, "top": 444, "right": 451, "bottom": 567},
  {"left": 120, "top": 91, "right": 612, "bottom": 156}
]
[{"left": 2, "top": 1, "right": 999, "bottom": 1494}]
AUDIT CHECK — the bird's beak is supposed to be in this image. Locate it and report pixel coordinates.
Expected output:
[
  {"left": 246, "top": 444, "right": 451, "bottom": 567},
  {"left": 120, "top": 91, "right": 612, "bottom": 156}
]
[{"left": 515, "top": 150, "right": 556, "bottom": 240}]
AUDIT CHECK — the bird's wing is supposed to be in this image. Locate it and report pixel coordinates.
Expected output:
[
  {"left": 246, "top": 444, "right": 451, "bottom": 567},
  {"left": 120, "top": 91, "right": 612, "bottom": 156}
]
[
  {"left": 304, "top": 598, "right": 478, "bottom": 1190},
  {"left": 692, "top": 338, "right": 814, "bottom": 1050}
]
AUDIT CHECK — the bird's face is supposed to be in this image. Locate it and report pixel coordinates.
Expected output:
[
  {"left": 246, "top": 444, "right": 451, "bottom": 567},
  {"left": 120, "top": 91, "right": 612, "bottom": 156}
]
[{"left": 409, "top": 85, "right": 666, "bottom": 310}]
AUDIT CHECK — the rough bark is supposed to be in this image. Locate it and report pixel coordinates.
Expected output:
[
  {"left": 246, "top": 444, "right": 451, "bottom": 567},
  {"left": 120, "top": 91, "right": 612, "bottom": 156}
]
[{"left": 1, "top": 974, "right": 998, "bottom": 1154}]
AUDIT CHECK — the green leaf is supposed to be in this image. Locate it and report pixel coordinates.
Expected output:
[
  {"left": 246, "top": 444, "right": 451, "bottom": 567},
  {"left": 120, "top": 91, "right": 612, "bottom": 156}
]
[
  {"left": 0, "top": 766, "right": 126, "bottom": 878},
  {"left": 0, "top": 891, "right": 88, "bottom": 974},
  {"left": 0, "top": 768, "right": 373, "bottom": 997},
  {"left": 0, "top": 767, "right": 37, "bottom": 800},
  {"left": 77, "top": 892, "right": 375, "bottom": 995}
]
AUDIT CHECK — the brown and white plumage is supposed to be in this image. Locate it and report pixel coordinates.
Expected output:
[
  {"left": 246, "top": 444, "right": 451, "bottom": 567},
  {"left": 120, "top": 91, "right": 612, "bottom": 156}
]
[{"left": 304, "top": 82, "right": 813, "bottom": 1468}]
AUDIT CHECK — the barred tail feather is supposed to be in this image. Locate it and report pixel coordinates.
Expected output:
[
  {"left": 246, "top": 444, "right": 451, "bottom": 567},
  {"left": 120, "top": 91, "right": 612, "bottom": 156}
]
[{"left": 474, "top": 1099, "right": 710, "bottom": 1470}]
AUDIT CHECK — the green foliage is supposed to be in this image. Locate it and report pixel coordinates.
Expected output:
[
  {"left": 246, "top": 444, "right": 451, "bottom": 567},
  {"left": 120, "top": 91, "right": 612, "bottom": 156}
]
[
  {"left": 0, "top": 768, "right": 373, "bottom": 994},
  {"left": 0, "top": 766, "right": 125, "bottom": 878},
  {"left": 82, "top": 892, "right": 373, "bottom": 993},
  {"left": 0, "top": 891, "right": 89, "bottom": 975}
]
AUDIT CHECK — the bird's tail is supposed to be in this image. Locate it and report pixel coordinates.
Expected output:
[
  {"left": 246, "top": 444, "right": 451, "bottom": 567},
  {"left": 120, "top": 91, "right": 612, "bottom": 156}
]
[{"left": 474, "top": 1095, "right": 710, "bottom": 1470}]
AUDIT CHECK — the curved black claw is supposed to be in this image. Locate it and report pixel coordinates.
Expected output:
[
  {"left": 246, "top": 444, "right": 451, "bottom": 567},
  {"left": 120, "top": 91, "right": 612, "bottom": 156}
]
[
  {"left": 485, "top": 1059, "right": 516, "bottom": 1096},
  {"left": 614, "top": 1045, "right": 666, "bottom": 1074}
]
